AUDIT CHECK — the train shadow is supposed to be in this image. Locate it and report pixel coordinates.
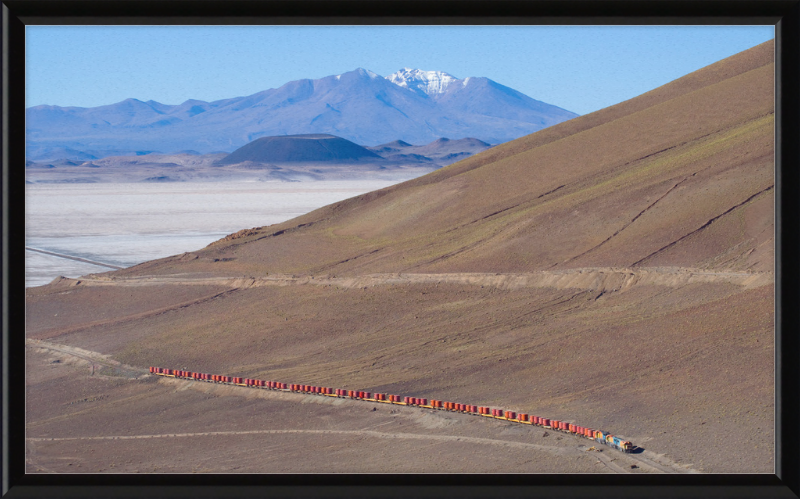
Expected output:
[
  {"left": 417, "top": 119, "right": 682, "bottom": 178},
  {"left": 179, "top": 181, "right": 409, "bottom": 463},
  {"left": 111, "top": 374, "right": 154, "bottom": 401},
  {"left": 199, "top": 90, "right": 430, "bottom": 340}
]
[{"left": 630, "top": 446, "right": 644, "bottom": 454}]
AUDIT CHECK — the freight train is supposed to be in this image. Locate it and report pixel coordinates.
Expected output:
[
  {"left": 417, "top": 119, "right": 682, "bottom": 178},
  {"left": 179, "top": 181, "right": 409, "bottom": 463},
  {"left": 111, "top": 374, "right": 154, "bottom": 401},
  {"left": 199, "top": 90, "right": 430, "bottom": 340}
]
[{"left": 150, "top": 366, "right": 634, "bottom": 454}]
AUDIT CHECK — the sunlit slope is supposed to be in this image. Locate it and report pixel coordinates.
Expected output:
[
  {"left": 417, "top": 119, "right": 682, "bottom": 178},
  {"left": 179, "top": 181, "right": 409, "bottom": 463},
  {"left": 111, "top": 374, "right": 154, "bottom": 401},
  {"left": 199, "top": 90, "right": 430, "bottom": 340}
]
[{"left": 119, "top": 40, "right": 773, "bottom": 278}]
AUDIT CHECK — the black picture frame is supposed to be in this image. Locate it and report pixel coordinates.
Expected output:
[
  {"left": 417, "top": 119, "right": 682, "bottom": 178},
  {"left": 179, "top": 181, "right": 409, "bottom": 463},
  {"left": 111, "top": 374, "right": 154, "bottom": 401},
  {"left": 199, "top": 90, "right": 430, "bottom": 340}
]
[{"left": 3, "top": 1, "right": 798, "bottom": 498}]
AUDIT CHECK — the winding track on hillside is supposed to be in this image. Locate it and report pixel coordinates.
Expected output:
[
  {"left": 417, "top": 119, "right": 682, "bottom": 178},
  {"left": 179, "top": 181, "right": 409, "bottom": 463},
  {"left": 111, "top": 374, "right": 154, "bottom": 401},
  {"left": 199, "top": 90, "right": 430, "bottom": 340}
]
[
  {"left": 27, "top": 338, "right": 697, "bottom": 474},
  {"left": 64, "top": 267, "right": 773, "bottom": 291}
]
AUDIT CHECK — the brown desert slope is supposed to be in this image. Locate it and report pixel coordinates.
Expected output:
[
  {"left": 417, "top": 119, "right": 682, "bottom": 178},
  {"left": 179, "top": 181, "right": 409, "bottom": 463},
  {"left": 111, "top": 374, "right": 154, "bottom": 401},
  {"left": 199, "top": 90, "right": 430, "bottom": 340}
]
[
  {"left": 26, "top": 40, "right": 774, "bottom": 473},
  {"left": 118, "top": 40, "right": 773, "bottom": 278}
]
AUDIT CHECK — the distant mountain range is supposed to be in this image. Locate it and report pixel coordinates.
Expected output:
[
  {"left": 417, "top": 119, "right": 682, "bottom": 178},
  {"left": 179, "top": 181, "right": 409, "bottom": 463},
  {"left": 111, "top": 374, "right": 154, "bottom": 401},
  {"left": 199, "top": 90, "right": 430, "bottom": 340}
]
[
  {"left": 26, "top": 68, "right": 578, "bottom": 161},
  {"left": 25, "top": 134, "right": 495, "bottom": 184}
]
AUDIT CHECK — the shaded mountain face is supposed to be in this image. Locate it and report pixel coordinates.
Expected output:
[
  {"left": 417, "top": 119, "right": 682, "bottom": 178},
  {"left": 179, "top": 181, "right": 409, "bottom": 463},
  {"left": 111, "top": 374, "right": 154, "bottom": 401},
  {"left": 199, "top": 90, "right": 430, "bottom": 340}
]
[
  {"left": 26, "top": 68, "right": 578, "bottom": 159},
  {"left": 215, "top": 134, "right": 382, "bottom": 165},
  {"left": 367, "top": 137, "right": 493, "bottom": 164},
  {"left": 125, "top": 40, "right": 774, "bottom": 278}
]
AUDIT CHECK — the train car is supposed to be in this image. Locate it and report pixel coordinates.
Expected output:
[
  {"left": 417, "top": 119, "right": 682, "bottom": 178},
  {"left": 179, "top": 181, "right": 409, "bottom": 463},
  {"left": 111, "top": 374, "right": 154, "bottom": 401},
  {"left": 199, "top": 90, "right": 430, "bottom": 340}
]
[{"left": 151, "top": 365, "right": 635, "bottom": 453}]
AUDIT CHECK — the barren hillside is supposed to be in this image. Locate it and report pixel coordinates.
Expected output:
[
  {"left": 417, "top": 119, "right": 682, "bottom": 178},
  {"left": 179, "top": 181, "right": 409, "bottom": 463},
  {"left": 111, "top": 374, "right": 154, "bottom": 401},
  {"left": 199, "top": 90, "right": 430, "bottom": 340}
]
[{"left": 26, "top": 40, "right": 775, "bottom": 473}]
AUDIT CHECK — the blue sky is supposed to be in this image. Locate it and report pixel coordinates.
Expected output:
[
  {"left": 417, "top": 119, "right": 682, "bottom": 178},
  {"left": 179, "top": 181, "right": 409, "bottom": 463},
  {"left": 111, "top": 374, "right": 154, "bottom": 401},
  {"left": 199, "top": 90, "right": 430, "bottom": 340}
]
[{"left": 26, "top": 25, "right": 774, "bottom": 115}]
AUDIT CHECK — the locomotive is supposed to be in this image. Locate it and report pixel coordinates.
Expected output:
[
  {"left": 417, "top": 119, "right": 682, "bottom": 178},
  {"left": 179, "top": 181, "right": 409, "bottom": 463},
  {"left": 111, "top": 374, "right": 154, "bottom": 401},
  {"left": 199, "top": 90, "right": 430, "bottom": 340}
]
[{"left": 150, "top": 366, "right": 634, "bottom": 453}]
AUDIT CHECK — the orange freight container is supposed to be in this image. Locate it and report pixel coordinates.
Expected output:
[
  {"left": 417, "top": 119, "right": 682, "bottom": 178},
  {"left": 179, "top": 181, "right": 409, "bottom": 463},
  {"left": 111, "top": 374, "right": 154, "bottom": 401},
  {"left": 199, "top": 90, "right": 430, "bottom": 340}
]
[
  {"left": 505, "top": 411, "right": 516, "bottom": 419},
  {"left": 519, "top": 413, "right": 528, "bottom": 421}
]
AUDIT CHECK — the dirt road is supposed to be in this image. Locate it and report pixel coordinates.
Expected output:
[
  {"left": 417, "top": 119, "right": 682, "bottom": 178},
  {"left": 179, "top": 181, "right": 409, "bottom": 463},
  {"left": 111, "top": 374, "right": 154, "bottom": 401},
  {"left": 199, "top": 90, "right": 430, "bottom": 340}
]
[{"left": 66, "top": 267, "right": 773, "bottom": 292}]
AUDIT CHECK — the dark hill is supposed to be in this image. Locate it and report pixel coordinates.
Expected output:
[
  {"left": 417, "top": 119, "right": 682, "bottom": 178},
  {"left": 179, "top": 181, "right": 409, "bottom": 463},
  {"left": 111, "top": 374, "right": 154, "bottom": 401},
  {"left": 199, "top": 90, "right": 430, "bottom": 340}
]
[{"left": 215, "top": 134, "right": 382, "bottom": 165}]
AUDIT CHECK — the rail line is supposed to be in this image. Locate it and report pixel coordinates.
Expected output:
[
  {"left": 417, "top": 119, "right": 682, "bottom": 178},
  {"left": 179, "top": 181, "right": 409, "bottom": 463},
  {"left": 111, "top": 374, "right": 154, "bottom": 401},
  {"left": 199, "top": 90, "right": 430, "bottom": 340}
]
[{"left": 151, "top": 366, "right": 635, "bottom": 454}]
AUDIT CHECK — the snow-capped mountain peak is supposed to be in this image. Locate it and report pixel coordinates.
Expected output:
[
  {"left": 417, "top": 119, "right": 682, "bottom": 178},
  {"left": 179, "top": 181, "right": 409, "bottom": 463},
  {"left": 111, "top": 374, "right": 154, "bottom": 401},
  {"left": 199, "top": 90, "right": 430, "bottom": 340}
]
[{"left": 387, "top": 68, "right": 459, "bottom": 97}]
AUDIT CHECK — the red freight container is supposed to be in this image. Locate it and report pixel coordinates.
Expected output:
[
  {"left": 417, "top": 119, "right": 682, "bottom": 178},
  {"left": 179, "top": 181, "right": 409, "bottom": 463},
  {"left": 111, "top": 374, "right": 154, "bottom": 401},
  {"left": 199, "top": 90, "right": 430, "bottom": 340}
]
[
  {"left": 419, "top": 398, "right": 428, "bottom": 406},
  {"left": 149, "top": 367, "right": 154, "bottom": 373},
  {"left": 404, "top": 396, "right": 411, "bottom": 404},
  {"left": 505, "top": 411, "right": 516, "bottom": 419},
  {"left": 364, "top": 392, "right": 372, "bottom": 399},
  {"left": 561, "top": 422, "right": 568, "bottom": 430},
  {"left": 551, "top": 419, "right": 559, "bottom": 428}
]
